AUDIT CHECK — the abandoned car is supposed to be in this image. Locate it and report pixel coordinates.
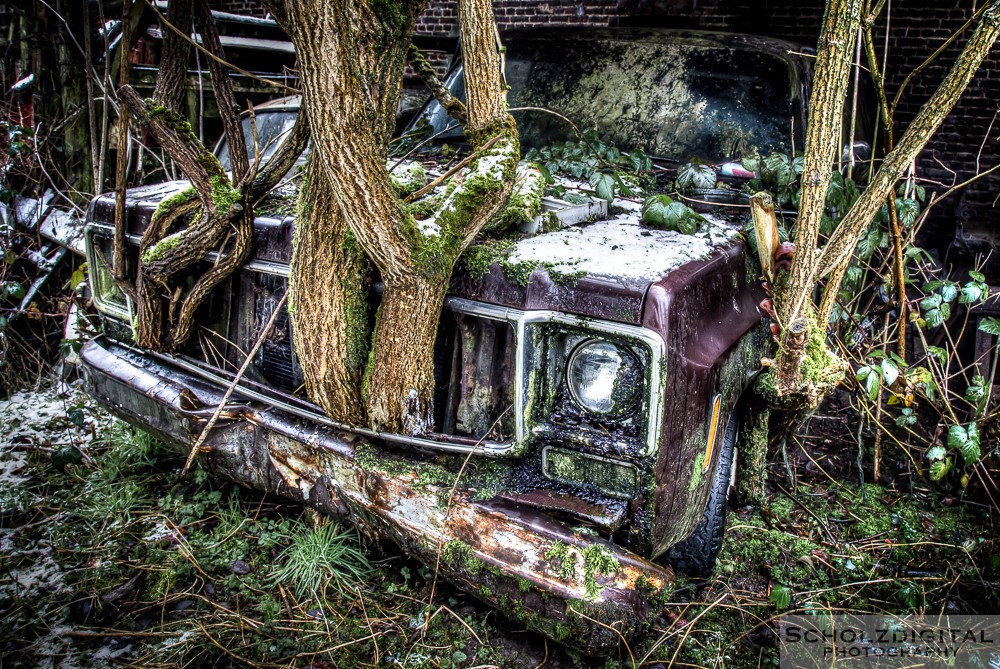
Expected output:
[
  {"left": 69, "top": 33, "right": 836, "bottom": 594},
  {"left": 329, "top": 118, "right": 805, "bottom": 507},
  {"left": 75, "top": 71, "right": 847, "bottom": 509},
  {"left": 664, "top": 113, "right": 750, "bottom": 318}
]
[{"left": 79, "top": 29, "right": 844, "bottom": 651}]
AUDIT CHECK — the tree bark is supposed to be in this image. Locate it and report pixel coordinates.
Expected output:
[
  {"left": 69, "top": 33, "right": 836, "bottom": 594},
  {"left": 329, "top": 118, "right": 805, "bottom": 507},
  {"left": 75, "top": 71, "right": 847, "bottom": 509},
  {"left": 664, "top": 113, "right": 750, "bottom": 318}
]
[
  {"left": 154, "top": 0, "right": 193, "bottom": 115},
  {"left": 779, "top": 0, "right": 862, "bottom": 327},
  {"left": 815, "top": 0, "right": 1000, "bottom": 326},
  {"left": 276, "top": 0, "right": 519, "bottom": 434},
  {"left": 771, "top": 0, "right": 1000, "bottom": 404},
  {"left": 289, "top": 158, "right": 370, "bottom": 425}
]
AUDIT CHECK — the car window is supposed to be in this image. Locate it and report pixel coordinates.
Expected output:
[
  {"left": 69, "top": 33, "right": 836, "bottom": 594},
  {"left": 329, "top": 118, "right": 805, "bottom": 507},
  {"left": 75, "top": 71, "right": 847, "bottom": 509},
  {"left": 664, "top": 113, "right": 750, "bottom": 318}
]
[
  {"left": 417, "top": 36, "right": 796, "bottom": 164},
  {"left": 216, "top": 111, "right": 298, "bottom": 171}
]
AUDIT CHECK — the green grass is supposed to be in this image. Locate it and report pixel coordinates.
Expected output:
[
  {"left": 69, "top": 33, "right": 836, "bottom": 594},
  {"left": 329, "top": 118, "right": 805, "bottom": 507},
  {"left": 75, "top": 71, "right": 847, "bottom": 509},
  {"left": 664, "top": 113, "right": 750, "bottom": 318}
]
[{"left": 269, "top": 520, "right": 372, "bottom": 596}]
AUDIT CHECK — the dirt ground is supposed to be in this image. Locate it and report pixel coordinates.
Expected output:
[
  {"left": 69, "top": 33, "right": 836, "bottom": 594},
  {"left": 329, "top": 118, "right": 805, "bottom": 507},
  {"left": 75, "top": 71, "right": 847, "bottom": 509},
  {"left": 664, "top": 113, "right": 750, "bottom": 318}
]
[{"left": 1, "top": 379, "right": 996, "bottom": 668}]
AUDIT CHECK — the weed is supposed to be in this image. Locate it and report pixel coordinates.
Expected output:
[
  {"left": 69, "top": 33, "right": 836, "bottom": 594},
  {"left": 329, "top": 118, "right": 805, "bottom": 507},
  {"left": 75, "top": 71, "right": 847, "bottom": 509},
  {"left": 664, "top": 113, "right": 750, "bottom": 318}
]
[{"left": 268, "top": 519, "right": 372, "bottom": 596}]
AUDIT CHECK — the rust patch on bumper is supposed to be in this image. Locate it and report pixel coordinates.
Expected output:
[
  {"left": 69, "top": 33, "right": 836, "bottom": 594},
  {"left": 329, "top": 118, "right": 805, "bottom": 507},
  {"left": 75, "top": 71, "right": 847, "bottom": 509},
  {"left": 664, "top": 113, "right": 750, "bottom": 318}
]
[{"left": 79, "top": 339, "right": 673, "bottom": 654}]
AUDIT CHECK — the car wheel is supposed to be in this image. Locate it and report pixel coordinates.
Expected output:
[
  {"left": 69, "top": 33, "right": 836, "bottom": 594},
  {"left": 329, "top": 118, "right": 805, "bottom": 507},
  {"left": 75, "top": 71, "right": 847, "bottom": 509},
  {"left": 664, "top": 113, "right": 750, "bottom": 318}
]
[{"left": 664, "top": 411, "right": 738, "bottom": 577}]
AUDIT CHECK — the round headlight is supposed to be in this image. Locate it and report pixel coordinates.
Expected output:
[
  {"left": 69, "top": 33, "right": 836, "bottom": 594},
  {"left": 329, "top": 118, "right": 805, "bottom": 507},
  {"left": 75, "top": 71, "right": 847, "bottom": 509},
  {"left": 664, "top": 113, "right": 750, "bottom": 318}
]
[{"left": 566, "top": 339, "right": 641, "bottom": 415}]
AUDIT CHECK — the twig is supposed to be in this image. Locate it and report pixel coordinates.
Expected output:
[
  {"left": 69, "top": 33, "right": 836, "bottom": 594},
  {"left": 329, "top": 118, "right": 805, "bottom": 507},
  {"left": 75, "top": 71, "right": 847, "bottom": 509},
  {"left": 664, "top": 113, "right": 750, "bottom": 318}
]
[
  {"left": 182, "top": 292, "right": 288, "bottom": 475},
  {"left": 404, "top": 135, "right": 501, "bottom": 203}
]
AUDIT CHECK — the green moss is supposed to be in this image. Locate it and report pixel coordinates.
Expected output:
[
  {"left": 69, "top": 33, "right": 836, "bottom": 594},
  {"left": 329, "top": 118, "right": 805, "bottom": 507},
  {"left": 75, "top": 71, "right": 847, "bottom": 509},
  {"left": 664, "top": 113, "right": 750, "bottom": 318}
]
[
  {"left": 487, "top": 164, "right": 546, "bottom": 232},
  {"left": 544, "top": 541, "right": 577, "bottom": 581},
  {"left": 441, "top": 539, "right": 487, "bottom": 575},
  {"left": 581, "top": 545, "right": 620, "bottom": 601},
  {"left": 209, "top": 175, "right": 241, "bottom": 216},
  {"left": 389, "top": 160, "right": 427, "bottom": 196},
  {"left": 151, "top": 187, "right": 198, "bottom": 223},
  {"left": 460, "top": 238, "right": 585, "bottom": 288},
  {"left": 402, "top": 136, "right": 520, "bottom": 281},
  {"left": 517, "top": 577, "right": 533, "bottom": 593},
  {"left": 141, "top": 229, "right": 186, "bottom": 264}
]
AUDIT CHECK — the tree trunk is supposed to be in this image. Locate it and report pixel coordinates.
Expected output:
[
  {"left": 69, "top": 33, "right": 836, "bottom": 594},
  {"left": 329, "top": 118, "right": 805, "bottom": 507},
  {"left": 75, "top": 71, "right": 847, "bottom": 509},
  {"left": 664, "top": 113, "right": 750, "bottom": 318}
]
[
  {"left": 289, "top": 159, "right": 370, "bottom": 425},
  {"left": 771, "top": 0, "right": 1000, "bottom": 403},
  {"left": 773, "top": 0, "right": 861, "bottom": 349},
  {"left": 275, "top": 0, "right": 519, "bottom": 434}
]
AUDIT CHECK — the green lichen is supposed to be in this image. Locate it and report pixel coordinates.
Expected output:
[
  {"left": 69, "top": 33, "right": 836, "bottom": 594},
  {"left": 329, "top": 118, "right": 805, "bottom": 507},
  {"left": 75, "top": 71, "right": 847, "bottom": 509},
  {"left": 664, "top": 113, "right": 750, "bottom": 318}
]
[{"left": 581, "top": 544, "right": 620, "bottom": 601}]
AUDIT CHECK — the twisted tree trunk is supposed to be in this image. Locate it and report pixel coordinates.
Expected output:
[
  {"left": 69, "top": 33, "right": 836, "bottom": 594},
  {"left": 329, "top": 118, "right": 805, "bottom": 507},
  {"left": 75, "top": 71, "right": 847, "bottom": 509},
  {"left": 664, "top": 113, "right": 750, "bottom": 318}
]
[
  {"left": 115, "top": 0, "right": 307, "bottom": 351},
  {"left": 273, "top": 0, "right": 519, "bottom": 433}
]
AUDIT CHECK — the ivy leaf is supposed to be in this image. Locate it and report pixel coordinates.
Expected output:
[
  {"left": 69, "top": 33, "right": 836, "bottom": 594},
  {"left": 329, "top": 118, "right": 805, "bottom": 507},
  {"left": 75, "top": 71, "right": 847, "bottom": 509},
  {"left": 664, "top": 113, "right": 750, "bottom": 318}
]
[
  {"left": 769, "top": 585, "right": 792, "bottom": 609},
  {"left": 589, "top": 172, "right": 616, "bottom": 202},
  {"left": 939, "top": 282, "right": 959, "bottom": 303},
  {"left": 979, "top": 317, "right": 1000, "bottom": 336},
  {"left": 676, "top": 163, "right": 715, "bottom": 191}
]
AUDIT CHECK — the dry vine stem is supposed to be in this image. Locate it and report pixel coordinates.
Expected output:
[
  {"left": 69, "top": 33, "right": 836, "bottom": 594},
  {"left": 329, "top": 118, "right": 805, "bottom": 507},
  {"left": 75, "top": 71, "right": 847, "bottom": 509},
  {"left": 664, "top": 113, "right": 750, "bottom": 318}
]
[{"left": 182, "top": 292, "right": 289, "bottom": 475}]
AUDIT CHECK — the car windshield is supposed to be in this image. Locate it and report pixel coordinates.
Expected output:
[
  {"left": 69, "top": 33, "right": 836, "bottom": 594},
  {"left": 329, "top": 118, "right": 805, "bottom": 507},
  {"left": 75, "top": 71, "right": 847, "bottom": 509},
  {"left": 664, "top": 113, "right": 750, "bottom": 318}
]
[
  {"left": 417, "top": 34, "right": 797, "bottom": 164},
  {"left": 216, "top": 111, "right": 298, "bottom": 171}
]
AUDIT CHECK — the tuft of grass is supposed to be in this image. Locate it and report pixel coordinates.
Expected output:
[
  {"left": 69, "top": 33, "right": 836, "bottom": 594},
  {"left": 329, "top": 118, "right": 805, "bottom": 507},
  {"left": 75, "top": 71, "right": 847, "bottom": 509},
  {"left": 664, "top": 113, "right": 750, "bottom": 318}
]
[{"left": 269, "top": 519, "right": 372, "bottom": 597}]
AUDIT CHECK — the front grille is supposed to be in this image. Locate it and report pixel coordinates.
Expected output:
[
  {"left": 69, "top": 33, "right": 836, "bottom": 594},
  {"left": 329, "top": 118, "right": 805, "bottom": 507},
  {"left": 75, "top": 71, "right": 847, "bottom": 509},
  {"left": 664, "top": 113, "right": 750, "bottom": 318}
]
[{"left": 238, "top": 270, "right": 516, "bottom": 443}]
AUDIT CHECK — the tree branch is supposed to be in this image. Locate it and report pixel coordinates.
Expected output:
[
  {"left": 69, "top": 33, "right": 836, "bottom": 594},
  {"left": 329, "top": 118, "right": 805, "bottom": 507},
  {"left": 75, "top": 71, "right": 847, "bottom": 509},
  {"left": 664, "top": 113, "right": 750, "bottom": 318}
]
[{"left": 407, "top": 44, "right": 467, "bottom": 126}]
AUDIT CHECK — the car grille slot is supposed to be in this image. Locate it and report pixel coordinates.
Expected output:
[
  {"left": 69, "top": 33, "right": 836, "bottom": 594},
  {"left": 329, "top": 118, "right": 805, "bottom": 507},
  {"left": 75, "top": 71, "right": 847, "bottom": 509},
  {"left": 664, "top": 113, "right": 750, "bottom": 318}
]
[{"left": 251, "top": 273, "right": 303, "bottom": 392}]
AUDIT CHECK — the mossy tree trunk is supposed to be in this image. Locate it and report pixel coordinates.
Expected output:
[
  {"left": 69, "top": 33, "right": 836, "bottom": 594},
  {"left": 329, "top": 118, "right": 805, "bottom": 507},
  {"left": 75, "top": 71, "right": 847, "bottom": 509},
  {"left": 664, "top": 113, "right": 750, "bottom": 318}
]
[
  {"left": 770, "top": 0, "right": 1000, "bottom": 407},
  {"left": 271, "top": 0, "right": 519, "bottom": 433},
  {"left": 114, "top": 0, "right": 308, "bottom": 351}
]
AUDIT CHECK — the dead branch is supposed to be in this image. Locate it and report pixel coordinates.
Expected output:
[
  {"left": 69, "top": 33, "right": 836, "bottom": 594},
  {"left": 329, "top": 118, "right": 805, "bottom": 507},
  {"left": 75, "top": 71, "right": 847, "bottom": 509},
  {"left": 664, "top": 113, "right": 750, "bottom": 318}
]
[{"left": 407, "top": 44, "right": 467, "bottom": 126}]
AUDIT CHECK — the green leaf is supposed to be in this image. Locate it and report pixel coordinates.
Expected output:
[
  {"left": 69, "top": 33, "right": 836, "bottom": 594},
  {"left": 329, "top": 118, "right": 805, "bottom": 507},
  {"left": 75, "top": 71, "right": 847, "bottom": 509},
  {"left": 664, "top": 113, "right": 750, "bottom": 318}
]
[
  {"left": 947, "top": 424, "right": 968, "bottom": 452},
  {"left": 926, "top": 346, "right": 948, "bottom": 366},
  {"left": 676, "top": 163, "right": 715, "bottom": 191},
  {"left": 939, "top": 282, "right": 959, "bottom": 303},
  {"left": 961, "top": 424, "right": 981, "bottom": 464},
  {"left": 926, "top": 445, "right": 947, "bottom": 462},
  {"left": 979, "top": 317, "right": 1000, "bottom": 336},
  {"left": 929, "top": 457, "right": 951, "bottom": 481},
  {"left": 769, "top": 585, "right": 792, "bottom": 609},
  {"left": 960, "top": 283, "right": 984, "bottom": 305},
  {"left": 864, "top": 370, "right": 881, "bottom": 401},
  {"left": 856, "top": 366, "right": 872, "bottom": 381},
  {"left": 589, "top": 172, "right": 616, "bottom": 202}
]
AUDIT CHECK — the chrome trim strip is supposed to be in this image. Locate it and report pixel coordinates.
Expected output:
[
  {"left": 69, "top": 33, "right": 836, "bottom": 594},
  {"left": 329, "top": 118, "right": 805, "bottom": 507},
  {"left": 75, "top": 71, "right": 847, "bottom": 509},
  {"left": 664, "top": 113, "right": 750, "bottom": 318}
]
[
  {"left": 84, "top": 224, "right": 133, "bottom": 322},
  {"left": 141, "top": 347, "right": 514, "bottom": 457}
]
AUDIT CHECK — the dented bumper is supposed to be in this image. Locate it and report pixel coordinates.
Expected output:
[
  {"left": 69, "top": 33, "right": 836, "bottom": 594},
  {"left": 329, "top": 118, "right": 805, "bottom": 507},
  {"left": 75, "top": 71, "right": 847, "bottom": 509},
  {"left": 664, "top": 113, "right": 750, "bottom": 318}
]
[{"left": 79, "top": 339, "right": 673, "bottom": 653}]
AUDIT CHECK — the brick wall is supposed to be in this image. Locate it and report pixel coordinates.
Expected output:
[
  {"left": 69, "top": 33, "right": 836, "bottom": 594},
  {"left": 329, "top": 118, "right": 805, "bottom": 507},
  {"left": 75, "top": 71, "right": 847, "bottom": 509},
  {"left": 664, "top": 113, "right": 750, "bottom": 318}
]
[{"left": 213, "top": 0, "right": 999, "bottom": 263}]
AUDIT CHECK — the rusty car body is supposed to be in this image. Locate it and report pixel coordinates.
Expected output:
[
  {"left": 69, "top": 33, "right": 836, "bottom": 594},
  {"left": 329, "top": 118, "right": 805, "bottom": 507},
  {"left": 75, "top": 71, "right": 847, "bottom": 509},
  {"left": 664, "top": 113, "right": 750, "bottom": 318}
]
[{"left": 75, "top": 29, "right": 819, "bottom": 652}]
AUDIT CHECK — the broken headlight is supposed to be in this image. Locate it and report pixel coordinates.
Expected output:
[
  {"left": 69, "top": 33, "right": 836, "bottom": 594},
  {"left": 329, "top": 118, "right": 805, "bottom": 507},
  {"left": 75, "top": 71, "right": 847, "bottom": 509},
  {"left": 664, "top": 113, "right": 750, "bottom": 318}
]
[{"left": 566, "top": 339, "right": 641, "bottom": 416}]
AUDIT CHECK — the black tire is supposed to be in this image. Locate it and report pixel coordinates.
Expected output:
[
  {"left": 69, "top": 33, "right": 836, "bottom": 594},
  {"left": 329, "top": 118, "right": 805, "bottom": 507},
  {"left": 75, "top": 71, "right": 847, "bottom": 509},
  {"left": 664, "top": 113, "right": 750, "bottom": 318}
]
[{"left": 664, "top": 412, "right": 738, "bottom": 577}]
